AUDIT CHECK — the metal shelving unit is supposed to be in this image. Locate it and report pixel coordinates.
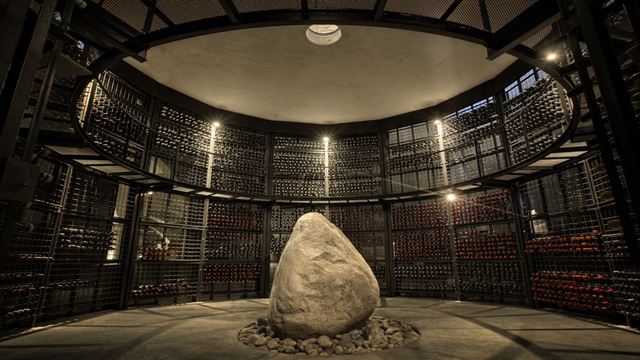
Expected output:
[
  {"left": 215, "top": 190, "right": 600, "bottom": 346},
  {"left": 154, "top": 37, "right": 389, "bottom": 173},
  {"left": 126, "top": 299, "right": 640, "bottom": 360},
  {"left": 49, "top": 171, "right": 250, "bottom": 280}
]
[
  {"left": 517, "top": 154, "right": 639, "bottom": 320},
  {"left": 0, "top": 157, "right": 134, "bottom": 327}
]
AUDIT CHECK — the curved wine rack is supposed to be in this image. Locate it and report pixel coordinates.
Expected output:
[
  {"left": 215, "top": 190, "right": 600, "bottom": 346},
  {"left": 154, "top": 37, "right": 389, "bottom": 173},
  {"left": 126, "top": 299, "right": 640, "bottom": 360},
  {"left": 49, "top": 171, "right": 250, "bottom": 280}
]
[{"left": 73, "top": 67, "right": 578, "bottom": 203}]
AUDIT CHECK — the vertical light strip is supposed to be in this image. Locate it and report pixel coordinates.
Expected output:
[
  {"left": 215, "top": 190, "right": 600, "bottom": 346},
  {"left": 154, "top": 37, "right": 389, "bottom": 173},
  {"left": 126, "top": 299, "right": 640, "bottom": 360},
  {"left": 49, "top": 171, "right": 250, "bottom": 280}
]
[
  {"left": 323, "top": 136, "right": 330, "bottom": 214},
  {"left": 436, "top": 120, "right": 449, "bottom": 185},
  {"left": 78, "top": 81, "right": 94, "bottom": 127},
  {"left": 206, "top": 122, "right": 219, "bottom": 188}
]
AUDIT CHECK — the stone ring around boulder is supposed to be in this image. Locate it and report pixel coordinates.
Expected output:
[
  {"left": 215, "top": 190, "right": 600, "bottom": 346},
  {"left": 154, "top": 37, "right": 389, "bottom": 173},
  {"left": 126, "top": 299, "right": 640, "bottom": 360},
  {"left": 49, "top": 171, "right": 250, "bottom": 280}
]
[{"left": 239, "top": 316, "right": 421, "bottom": 355}]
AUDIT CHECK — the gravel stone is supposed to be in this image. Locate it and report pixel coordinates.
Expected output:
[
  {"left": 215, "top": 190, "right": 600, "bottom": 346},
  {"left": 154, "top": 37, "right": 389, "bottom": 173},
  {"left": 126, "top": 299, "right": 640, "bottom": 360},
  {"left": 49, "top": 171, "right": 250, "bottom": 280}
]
[
  {"left": 318, "top": 335, "right": 332, "bottom": 348},
  {"left": 239, "top": 316, "right": 419, "bottom": 355}
]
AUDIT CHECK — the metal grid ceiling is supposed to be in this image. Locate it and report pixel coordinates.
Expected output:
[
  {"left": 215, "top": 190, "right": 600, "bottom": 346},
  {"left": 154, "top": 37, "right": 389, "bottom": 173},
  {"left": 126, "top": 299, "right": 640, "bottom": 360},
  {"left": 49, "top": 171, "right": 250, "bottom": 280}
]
[
  {"left": 309, "top": 0, "right": 377, "bottom": 10},
  {"left": 522, "top": 25, "right": 553, "bottom": 48},
  {"left": 233, "top": 0, "right": 301, "bottom": 13},
  {"left": 448, "top": 0, "right": 485, "bottom": 30},
  {"left": 150, "top": 14, "right": 169, "bottom": 32},
  {"left": 486, "top": 0, "right": 538, "bottom": 32},
  {"left": 156, "top": 0, "right": 227, "bottom": 25},
  {"left": 385, "top": 0, "right": 453, "bottom": 19},
  {"left": 99, "top": 0, "right": 150, "bottom": 32},
  {"left": 92, "top": 0, "right": 546, "bottom": 34}
]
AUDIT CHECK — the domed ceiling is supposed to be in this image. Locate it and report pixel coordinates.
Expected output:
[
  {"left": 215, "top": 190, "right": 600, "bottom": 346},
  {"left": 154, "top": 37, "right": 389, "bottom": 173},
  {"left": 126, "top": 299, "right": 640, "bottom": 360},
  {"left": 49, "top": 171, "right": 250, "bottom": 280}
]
[{"left": 126, "top": 25, "right": 517, "bottom": 124}]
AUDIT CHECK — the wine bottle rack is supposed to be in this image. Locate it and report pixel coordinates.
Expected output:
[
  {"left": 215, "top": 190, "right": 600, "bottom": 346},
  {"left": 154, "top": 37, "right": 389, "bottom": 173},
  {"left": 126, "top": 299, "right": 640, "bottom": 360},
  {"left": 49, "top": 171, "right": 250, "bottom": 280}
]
[
  {"left": 386, "top": 122, "right": 445, "bottom": 193},
  {"left": 517, "top": 154, "right": 636, "bottom": 318},
  {"left": 138, "top": 225, "right": 203, "bottom": 261},
  {"left": 65, "top": 170, "right": 122, "bottom": 218},
  {"left": 142, "top": 192, "right": 205, "bottom": 227},
  {"left": 442, "top": 97, "right": 506, "bottom": 183},
  {"left": 391, "top": 190, "right": 524, "bottom": 303},
  {"left": 1, "top": 157, "right": 133, "bottom": 328},
  {"left": 83, "top": 72, "right": 150, "bottom": 168},
  {"left": 138, "top": 192, "right": 205, "bottom": 262},
  {"left": 392, "top": 199, "right": 448, "bottom": 230},
  {"left": 5, "top": 154, "right": 638, "bottom": 328},
  {"left": 131, "top": 262, "right": 199, "bottom": 306},
  {"left": 329, "top": 205, "right": 384, "bottom": 232},
  {"left": 391, "top": 198, "right": 455, "bottom": 297},
  {"left": 328, "top": 135, "right": 382, "bottom": 197},
  {"left": 205, "top": 230, "right": 262, "bottom": 261},
  {"left": 329, "top": 204, "right": 387, "bottom": 293},
  {"left": 272, "top": 135, "right": 325, "bottom": 198},
  {"left": 211, "top": 126, "right": 267, "bottom": 195},
  {"left": 395, "top": 262, "right": 456, "bottom": 296},
  {"left": 531, "top": 271, "right": 612, "bottom": 313},
  {"left": 392, "top": 198, "right": 451, "bottom": 265},
  {"left": 394, "top": 228, "right": 451, "bottom": 260},
  {"left": 503, "top": 70, "right": 571, "bottom": 164},
  {"left": 452, "top": 189, "right": 513, "bottom": 225},
  {"left": 208, "top": 202, "right": 264, "bottom": 231},
  {"left": 272, "top": 134, "right": 382, "bottom": 197},
  {"left": 56, "top": 216, "right": 117, "bottom": 261},
  {"left": 82, "top": 72, "right": 268, "bottom": 195},
  {"left": 150, "top": 103, "right": 209, "bottom": 187},
  {"left": 77, "top": 68, "right": 575, "bottom": 201},
  {"left": 525, "top": 232, "right": 603, "bottom": 255},
  {"left": 454, "top": 226, "right": 518, "bottom": 260},
  {"left": 201, "top": 263, "right": 261, "bottom": 299},
  {"left": 386, "top": 97, "right": 508, "bottom": 193},
  {"left": 14, "top": 57, "right": 640, "bottom": 331},
  {"left": 458, "top": 262, "right": 525, "bottom": 302},
  {"left": 206, "top": 202, "right": 264, "bottom": 262},
  {"left": 41, "top": 261, "right": 124, "bottom": 319},
  {"left": 270, "top": 205, "right": 326, "bottom": 233},
  {"left": 612, "top": 270, "right": 640, "bottom": 319}
]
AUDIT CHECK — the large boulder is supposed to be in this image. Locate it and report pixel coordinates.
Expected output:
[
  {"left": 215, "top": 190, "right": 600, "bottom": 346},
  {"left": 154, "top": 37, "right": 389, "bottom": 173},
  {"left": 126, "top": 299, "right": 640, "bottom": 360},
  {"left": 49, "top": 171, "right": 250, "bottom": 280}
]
[{"left": 268, "top": 212, "right": 379, "bottom": 339}]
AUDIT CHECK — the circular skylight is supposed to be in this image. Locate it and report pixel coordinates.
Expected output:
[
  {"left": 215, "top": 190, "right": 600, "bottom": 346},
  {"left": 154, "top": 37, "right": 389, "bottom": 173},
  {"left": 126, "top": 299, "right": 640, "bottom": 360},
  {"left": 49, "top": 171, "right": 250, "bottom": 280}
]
[{"left": 306, "top": 24, "right": 342, "bottom": 46}]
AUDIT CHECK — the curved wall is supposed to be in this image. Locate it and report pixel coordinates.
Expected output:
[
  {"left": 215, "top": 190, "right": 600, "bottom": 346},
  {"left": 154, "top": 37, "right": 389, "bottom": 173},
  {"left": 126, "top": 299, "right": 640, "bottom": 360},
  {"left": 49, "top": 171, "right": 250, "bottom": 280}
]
[{"left": 74, "top": 63, "right": 573, "bottom": 200}]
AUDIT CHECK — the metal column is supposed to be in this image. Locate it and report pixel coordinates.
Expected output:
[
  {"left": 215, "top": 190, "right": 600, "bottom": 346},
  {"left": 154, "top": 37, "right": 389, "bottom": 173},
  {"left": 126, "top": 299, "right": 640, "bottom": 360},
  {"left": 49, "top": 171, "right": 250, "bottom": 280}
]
[
  {"left": 574, "top": 0, "right": 640, "bottom": 245},
  {"left": 120, "top": 190, "right": 144, "bottom": 309},
  {"left": 567, "top": 33, "right": 640, "bottom": 260},
  {"left": 0, "top": 0, "right": 57, "bottom": 158},
  {"left": 0, "top": 1, "right": 30, "bottom": 93}
]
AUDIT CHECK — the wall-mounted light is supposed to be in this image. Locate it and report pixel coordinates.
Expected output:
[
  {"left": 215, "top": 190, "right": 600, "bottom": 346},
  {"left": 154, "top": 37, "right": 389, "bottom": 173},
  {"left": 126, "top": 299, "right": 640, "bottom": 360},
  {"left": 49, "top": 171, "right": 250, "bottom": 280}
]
[
  {"left": 435, "top": 119, "right": 444, "bottom": 137},
  {"left": 446, "top": 193, "right": 457, "bottom": 202}
]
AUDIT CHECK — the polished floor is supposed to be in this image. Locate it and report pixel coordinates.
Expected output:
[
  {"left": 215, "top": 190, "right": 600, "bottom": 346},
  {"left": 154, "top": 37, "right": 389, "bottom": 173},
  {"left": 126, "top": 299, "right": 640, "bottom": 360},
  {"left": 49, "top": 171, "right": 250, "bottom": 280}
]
[{"left": 1, "top": 298, "right": 639, "bottom": 359}]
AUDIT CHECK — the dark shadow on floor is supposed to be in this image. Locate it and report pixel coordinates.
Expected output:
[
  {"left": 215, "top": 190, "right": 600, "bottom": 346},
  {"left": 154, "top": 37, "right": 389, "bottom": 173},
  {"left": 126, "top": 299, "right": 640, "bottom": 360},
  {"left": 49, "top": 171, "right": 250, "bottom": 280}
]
[{"left": 438, "top": 309, "right": 564, "bottom": 360}]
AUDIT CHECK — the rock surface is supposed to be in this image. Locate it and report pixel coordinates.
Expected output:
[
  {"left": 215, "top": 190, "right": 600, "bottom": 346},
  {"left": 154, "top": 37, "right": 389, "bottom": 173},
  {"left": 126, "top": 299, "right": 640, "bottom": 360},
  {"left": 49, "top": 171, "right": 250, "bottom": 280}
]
[
  {"left": 238, "top": 316, "right": 420, "bottom": 355},
  {"left": 268, "top": 212, "right": 379, "bottom": 338}
]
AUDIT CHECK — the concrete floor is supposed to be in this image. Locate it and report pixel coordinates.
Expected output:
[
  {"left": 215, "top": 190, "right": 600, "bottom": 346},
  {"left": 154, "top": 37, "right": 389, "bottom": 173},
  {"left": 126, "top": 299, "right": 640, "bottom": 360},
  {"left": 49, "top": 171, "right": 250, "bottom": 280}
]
[{"left": 1, "top": 298, "right": 639, "bottom": 360}]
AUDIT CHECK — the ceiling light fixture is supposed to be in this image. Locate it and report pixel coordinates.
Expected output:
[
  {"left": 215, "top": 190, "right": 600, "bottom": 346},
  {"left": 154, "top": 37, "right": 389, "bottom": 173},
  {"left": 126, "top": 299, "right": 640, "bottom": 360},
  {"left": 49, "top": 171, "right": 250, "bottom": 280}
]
[
  {"left": 446, "top": 193, "right": 457, "bottom": 202},
  {"left": 545, "top": 52, "right": 558, "bottom": 62},
  {"left": 306, "top": 24, "right": 342, "bottom": 46}
]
